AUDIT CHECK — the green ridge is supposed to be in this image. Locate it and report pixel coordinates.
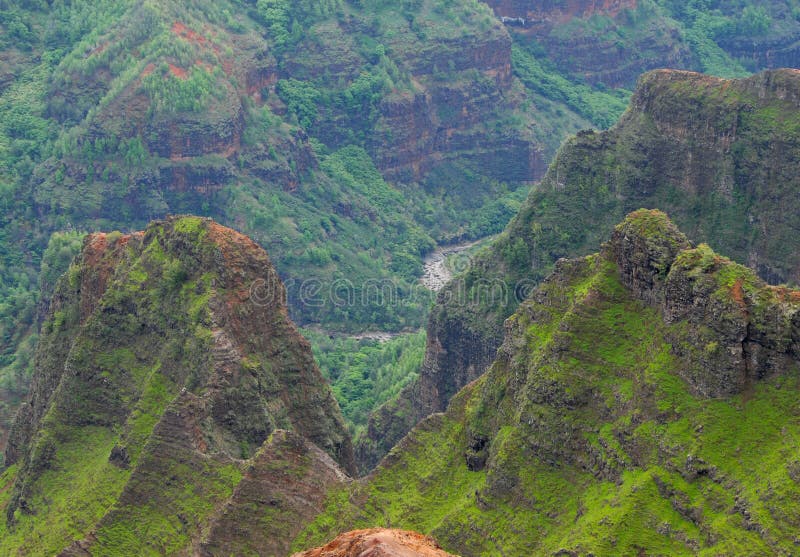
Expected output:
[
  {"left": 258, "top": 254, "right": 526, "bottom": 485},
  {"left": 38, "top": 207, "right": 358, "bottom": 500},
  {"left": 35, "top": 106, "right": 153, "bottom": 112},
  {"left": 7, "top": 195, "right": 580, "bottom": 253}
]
[{"left": 294, "top": 213, "right": 800, "bottom": 555}]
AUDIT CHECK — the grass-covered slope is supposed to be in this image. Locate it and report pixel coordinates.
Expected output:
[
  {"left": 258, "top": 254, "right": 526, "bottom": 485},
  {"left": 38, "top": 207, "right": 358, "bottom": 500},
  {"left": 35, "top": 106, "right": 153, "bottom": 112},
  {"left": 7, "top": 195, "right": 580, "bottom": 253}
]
[
  {"left": 502, "top": 68, "right": 800, "bottom": 288},
  {"left": 358, "top": 67, "right": 800, "bottom": 469},
  {"left": 295, "top": 210, "right": 800, "bottom": 555},
  {"left": 0, "top": 216, "right": 353, "bottom": 555}
]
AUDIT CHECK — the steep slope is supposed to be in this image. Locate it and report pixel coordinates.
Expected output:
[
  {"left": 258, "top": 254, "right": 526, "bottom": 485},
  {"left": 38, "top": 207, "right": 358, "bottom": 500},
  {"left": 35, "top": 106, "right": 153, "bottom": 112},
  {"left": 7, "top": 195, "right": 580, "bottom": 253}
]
[
  {"left": 489, "top": 0, "right": 800, "bottom": 86},
  {"left": 358, "top": 67, "right": 800, "bottom": 470},
  {"left": 0, "top": 216, "right": 354, "bottom": 555},
  {"left": 296, "top": 210, "right": 800, "bottom": 555},
  {"left": 0, "top": 0, "right": 554, "bottom": 457},
  {"left": 489, "top": 0, "right": 800, "bottom": 144},
  {"left": 0, "top": 0, "right": 544, "bottom": 341},
  {"left": 491, "top": 0, "right": 690, "bottom": 86}
]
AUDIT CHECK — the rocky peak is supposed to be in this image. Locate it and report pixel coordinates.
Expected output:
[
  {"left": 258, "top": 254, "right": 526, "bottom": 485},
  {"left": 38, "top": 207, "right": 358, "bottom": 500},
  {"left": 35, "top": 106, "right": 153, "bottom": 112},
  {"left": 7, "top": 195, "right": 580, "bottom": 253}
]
[
  {"left": 630, "top": 69, "right": 800, "bottom": 144},
  {"left": 2, "top": 216, "right": 354, "bottom": 554},
  {"left": 607, "top": 210, "right": 800, "bottom": 398},
  {"left": 357, "top": 67, "right": 800, "bottom": 473},
  {"left": 606, "top": 209, "right": 691, "bottom": 305},
  {"left": 289, "top": 211, "right": 800, "bottom": 554}
]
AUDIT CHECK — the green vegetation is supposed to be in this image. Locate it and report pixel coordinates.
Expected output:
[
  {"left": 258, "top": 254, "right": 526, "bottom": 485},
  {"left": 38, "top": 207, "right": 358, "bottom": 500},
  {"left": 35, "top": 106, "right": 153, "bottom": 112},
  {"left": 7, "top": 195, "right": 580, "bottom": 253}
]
[
  {"left": 0, "top": 0, "right": 529, "bottom": 449},
  {"left": 511, "top": 45, "right": 631, "bottom": 129},
  {"left": 0, "top": 217, "right": 354, "bottom": 554},
  {"left": 422, "top": 66, "right": 800, "bottom": 408},
  {"left": 1, "top": 0, "right": 796, "bottom": 450},
  {"left": 294, "top": 225, "right": 800, "bottom": 554},
  {"left": 304, "top": 329, "right": 425, "bottom": 437},
  {"left": 1, "top": 1, "right": 799, "bottom": 552},
  {"left": 0, "top": 426, "right": 131, "bottom": 555}
]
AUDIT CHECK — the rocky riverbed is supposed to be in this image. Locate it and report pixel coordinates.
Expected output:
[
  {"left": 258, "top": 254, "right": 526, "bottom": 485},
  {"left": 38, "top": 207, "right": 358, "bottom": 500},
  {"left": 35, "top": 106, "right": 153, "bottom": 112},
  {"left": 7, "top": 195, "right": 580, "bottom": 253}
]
[{"left": 420, "top": 239, "right": 483, "bottom": 292}]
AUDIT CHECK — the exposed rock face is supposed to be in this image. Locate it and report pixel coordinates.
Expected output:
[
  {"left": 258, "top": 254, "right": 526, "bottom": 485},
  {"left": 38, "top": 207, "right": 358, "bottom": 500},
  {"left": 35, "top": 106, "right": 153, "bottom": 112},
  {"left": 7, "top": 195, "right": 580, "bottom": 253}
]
[
  {"left": 199, "top": 430, "right": 350, "bottom": 556},
  {"left": 298, "top": 211, "right": 800, "bottom": 555},
  {"left": 1, "top": 216, "right": 354, "bottom": 554},
  {"left": 486, "top": 1, "right": 800, "bottom": 88},
  {"left": 34, "top": 1, "right": 545, "bottom": 227},
  {"left": 485, "top": 0, "right": 691, "bottom": 86},
  {"left": 609, "top": 210, "right": 800, "bottom": 398},
  {"left": 293, "top": 529, "right": 457, "bottom": 557},
  {"left": 487, "top": 0, "right": 639, "bottom": 23},
  {"left": 356, "top": 305, "right": 504, "bottom": 473},
  {"left": 303, "top": 13, "right": 545, "bottom": 185},
  {"left": 609, "top": 208, "right": 691, "bottom": 306},
  {"left": 719, "top": 33, "right": 800, "bottom": 70},
  {"left": 364, "top": 30, "right": 545, "bottom": 183},
  {"left": 358, "top": 68, "right": 800, "bottom": 471}
]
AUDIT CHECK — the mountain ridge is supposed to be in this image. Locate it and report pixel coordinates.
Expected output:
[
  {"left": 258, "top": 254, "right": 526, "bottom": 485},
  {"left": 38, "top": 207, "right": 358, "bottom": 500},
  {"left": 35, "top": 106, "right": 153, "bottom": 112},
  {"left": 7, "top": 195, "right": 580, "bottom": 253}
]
[
  {"left": 356, "top": 66, "right": 800, "bottom": 472},
  {"left": 295, "top": 209, "right": 800, "bottom": 555},
  {"left": 1, "top": 215, "right": 354, "bottom": 555}
]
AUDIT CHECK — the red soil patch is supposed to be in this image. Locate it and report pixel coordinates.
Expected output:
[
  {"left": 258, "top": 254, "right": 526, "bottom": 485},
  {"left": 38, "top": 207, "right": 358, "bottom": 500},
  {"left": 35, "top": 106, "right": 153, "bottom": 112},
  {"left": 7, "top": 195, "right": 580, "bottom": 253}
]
[
  {"left": 141, "top": 63, "right": 156, "bottom": 78},
  {"left": 172, "top": 21, "right": 221, "bottom": 54},
  {"left": 766, "top": 285, "right": 800, "bottom": 304},
  {"left": 206, "top": 221, "right": 261, "bottom": 266},
  {"left": 83, "top": 233, "right": 109, "bottom": 269},
  {"left": 172, "top": 21, "right": 208, "bottom": 45},
  {"left": 292, "top": 528, "right": 457, "bottom": 557},
  {"left": 169, "top": 63, "right": 188, "bottom": 80}
]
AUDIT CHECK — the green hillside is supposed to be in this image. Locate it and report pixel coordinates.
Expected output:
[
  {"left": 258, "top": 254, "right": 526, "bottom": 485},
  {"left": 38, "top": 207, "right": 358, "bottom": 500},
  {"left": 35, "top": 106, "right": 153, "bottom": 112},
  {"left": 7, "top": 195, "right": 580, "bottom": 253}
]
[{"left": 295, "top": 210, "right": 800, "bottom": 555}]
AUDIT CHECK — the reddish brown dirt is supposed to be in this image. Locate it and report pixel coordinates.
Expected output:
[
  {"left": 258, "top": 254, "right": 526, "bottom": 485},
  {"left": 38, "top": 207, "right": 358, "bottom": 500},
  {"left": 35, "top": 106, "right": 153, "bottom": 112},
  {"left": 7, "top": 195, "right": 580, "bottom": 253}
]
[
  {"left": 77, "top": 232, "right": 143, "bottom": 322},
  {"left": 172, "top": 21, "right": 208, "bottom": 45},
  {"left": 768, "top": 285, "right": 800, "bottom": 303},
  {"left": 292, "top": 529, "right": 458, "bottom": 557},
  {"left": 172, "top": 21, "right": 221, "bottom": 53},
  {"left": 168, "top": 63, "right": 188, "bottom": 80}
]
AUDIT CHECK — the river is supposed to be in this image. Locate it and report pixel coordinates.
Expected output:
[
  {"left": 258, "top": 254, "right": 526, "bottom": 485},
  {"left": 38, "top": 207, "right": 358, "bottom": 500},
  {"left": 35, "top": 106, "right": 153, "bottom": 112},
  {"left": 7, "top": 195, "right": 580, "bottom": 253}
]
[
  {"left": 420, "top": 238, "right": 483, "bottom": 292},
  {"left": 306, "top": 238, "right": 488, "bottom": 343}
]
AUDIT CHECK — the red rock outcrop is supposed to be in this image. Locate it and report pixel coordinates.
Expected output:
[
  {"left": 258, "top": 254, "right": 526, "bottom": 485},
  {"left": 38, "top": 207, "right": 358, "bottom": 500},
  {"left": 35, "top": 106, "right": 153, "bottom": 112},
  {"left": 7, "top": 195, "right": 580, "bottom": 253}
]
[{"left": 293, "top": 529, "right": 458, "bottom": 557}]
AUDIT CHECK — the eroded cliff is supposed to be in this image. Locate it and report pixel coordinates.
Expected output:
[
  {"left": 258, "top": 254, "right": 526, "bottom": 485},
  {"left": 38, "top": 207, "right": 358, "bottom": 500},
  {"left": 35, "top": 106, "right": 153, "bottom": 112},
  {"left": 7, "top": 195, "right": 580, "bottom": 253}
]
[
  {"left": 0, "top": 216, "right": 354, "bottom": 555},
  {"left": 358, "top": 68, "right": 800, "bottom": 471}
]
